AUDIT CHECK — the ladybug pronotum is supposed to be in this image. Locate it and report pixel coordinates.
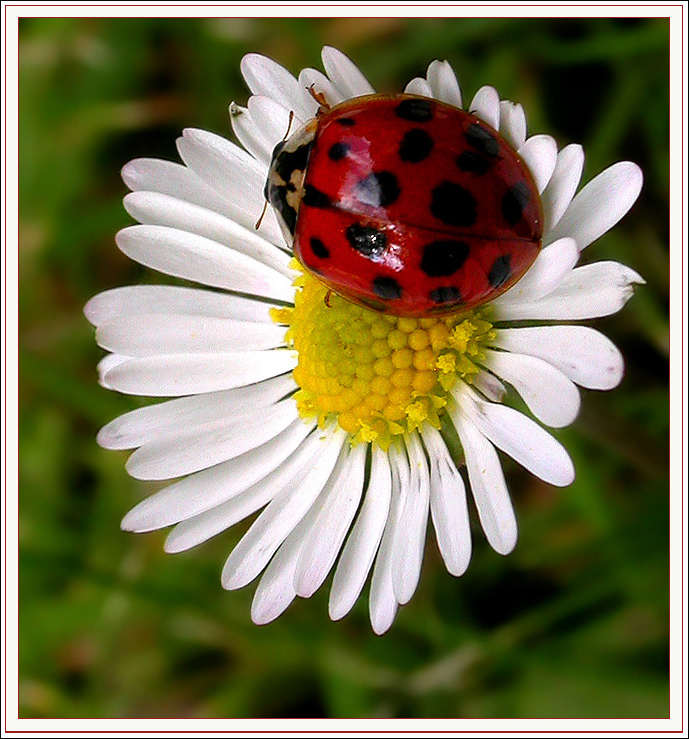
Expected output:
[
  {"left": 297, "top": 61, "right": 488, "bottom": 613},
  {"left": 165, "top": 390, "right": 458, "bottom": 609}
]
[{"left": 264, "top": 93, "right": 543, "bottom": 317}]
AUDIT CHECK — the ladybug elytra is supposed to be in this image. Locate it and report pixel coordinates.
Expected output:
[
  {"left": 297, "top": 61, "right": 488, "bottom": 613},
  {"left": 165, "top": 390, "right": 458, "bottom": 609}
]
[{"left": 265, "top": 93, "right": 543, "bottom": 317}]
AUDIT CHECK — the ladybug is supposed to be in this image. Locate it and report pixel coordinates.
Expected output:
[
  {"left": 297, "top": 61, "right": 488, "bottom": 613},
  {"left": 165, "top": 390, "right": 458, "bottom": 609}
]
[{"left": 264, "top": 93, "right": 543, "bottom": 316}]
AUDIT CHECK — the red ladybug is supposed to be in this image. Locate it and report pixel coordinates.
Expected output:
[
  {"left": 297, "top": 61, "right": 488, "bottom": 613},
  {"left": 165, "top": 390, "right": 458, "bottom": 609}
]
[{"left": 265, "top": 94, "right": 543, "bottom": 316}]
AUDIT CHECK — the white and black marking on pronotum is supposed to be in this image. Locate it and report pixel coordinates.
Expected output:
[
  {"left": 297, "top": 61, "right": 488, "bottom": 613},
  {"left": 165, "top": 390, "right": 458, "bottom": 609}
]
[{"left": 264, "top": 120, "right": 318, "bottom": 241}]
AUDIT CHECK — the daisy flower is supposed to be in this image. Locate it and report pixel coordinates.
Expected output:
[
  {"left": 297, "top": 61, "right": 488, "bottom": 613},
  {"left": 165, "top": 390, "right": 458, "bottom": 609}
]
[{"left": 84, "top": 46, "right": 644, "bottom": 635}]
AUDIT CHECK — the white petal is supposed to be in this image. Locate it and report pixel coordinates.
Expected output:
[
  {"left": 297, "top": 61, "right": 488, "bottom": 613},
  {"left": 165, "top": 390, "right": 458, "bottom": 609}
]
[
  {"left": 470, "top": 86, "right": 500, "bottom": 130},
  {"left": 230, "top": 96, "right": 292, "bottom": 165},
  {"left": 85, "top": 285, "right": 275, "bottom": 328},
  {"left": 98, "top": 374, "right": 295, "bottom": 450},
  {"left": 548, "top": 161, "right": 643, "bottom": 250},
  {"left": 391, "top": 433, "right": 430, "bottom": 605},
  {"left": 221, "top": 429, "right": 346, "bottom": 590},
  {"left": 168, "top": 482, "right": 279, "bottom": 553},
  {"left": 251, "top": 502, "right": 320, "bottom": 625},
  {"left": 249, "top": 95, "right": 296, "bottom": 147},
  {"left": 294, "top": 444, "right": 367, "bottom": 598},
  {"left": 122, "top": 419, "right": 312, "bottom": 532},
  {"left": 176, "top": 128, "right": 283, "bottom": 245},
  {"left": 97, "top": 354, "right": 129, "bottom": 389},
  {"left": 426, "top": 60, "right": 462, "bottom": 107},
  {"left": 471, "top": 370, "right": 507, "bottom": 403},
  {"left": 121, "top": 158, "right": 230, "bottom": 216},
  {"left": 494, "top": 261, "right": 645, "bottom": 322},
  {"left": 124, "top": 190, "right": 292, "bottom": 276},
  {"left": 541, "top": 144, "right": 584, "bottom": 233},
  {"left": 329, "top": 447, "right": 392, "bottom": 621},
  {"left": 404, "top": 77, "right": 433, "bottom": 97},
  {"left": 102, "top": 349, "right": 297, "bottom": 397},
  {"left": 453, "top": 413, "right": 517, "bottom": 555},
  {"left": 298, "top": 68, "right": 345, "bottom": 107},
  {"left": 488, "top": 325, "right": 625, "bottom": 390},
  {"left": 116, "top": 225, "right": 294, "bottom": 303},
  {"left": 518, "top": 135, "right": 558, "bottom": 194},
  {"left": 422, "top": 426, "right": 472, "bottom": 576},
  {"left": 125, "top": 399, "right": 298, "bottom": 480},
  {"left": 97, "top": 313, "right": 286, "bottom": 357},
  {"left": 369, "top": 447, "right": 406, "bottom": 635},
  {"left": 499, "top": 101, "right": 526, "bottom": 150},
  {"left": 480, "top": 348, "right": 581, "bottom": 428},
  {"left": 456, "top": 383, "right": 575, "bottom": 487},
  {"left": 321, "top": 46, "right": 375, "bottom": 99},
  {"left": 162, "top": 425, "right": 319, "bottom": 551},
  {"left": 240, "top": 53, "right": 317, "bottom": 122},
  {"left": 228, "top": 102, "right": 266, "bottom": 164},
  {"left": 493, "top": 237, "right": 579, "bottom": 305}
]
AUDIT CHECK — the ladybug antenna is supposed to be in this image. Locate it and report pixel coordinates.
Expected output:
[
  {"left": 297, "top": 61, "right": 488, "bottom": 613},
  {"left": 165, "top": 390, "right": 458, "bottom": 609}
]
[
  {"left": 283, "top": 109, "right": 295, "bottom": 141},
  {"left": 254, "top": 200, "right": 268, "bottom": 231}
]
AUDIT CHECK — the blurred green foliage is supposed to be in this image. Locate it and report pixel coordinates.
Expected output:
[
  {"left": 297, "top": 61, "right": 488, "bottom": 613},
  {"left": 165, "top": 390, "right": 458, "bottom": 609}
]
[{"left": 18, "top": 16, "right": 669, "bottom": 718}]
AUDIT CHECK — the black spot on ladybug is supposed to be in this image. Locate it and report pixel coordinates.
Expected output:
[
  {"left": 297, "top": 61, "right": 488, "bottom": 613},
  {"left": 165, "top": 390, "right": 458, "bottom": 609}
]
[
  {"left": 420, "top": 239, "right": 470, "bottom": 277},
  {"left": 359, "top": 296, "right": 387, "bottom": 312},
  {"left": 430, "top": 182, "right": 477, "bottom": 227},
  {"left": 456, "top": 150, "right": 492, "bottom": 174},
  {"left": 274, "top": 141, "right": 313, "bottom": 183},
  {"left": 338, "top": 117, "right": 356, "bottom": 127},
  {"left": 328, "top": 142, "right": 349, "bottom": 160},
  {"left": 396, "top": 98, "right": 434, "bottom": 122},
  {"left": 355, "top": 171, "right": 400, "bottom": 208},
  {"left": 302, "top": 184, "right": 331, "bottom": 209},
  {"left": 488, "top": 254, "right": 512, "bottom": 287},
  {"left": 372, "top": 276, "right": 402, "bottom": 300},
  {"left": 346, "top": 224, "right": 388, "bottom": 258},
  {"left": 465, "top": 123, "right": 500, "bottom": 158},
  {"left": 430, "top": 286, "right": 462, "bottom": 304},
  {"left": 399, "top": 129, "right": 434, "bottom": 163},
  {"left": 310, "top": 237, "right": 330, "bottom": 259},
  {"left": 501, "top": 182, "right": 532, "bottom": 225}
]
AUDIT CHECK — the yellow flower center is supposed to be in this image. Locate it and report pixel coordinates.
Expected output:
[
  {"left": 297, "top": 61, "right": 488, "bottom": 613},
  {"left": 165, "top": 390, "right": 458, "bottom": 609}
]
[{"left": 271, "top": 266, "right": 495, "bottom": 449}]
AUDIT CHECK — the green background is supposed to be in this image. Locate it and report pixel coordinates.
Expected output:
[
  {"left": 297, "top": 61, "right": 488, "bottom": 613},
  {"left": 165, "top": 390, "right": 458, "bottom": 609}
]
[{"left": 18, "top": 16, "right": 670, "bottom": 719}]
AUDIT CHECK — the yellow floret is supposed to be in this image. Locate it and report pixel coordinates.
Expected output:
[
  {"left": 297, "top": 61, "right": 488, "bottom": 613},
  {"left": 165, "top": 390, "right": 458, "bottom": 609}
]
[
  {"left": 276, "top": 268, "right": 494, "bottom": 447},
  {"left": 387, "top": 329, "right": 408, "bottom": 350}
]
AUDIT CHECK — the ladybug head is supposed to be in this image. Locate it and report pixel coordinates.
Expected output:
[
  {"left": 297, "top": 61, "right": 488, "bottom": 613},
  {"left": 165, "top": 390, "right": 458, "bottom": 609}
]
[{"left": 264, "top": 119, "right": 319, "bottom": 247}]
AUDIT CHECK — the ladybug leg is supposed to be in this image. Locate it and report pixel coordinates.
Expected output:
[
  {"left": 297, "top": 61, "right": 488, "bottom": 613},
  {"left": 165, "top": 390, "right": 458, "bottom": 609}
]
[
  {"left": 324, "top": 289, "right": 333, "bottom": 308},
  {"left": 306, "top": 84, "right": 331, "bottom": 117}
]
